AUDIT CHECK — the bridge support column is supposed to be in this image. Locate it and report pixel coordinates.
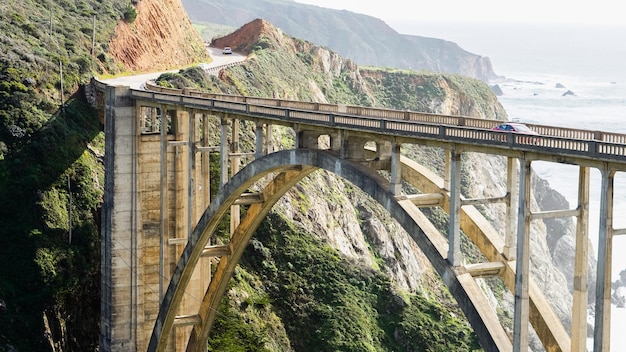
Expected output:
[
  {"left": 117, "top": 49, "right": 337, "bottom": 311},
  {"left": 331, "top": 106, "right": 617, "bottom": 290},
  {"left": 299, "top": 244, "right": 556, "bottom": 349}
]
[
  {"left": 266, "top": 124, "right": 273, "bottom": 154},
  {"left": 186, "top": 109, "right": 196, "bottom": 241},
  {"left": 231, "top": 119, "right": 241, "bottom": 233},
  {"left": 571, "top": 166, "right": 590, "bottom": 352},
  {"left": 513, "top": 159, "right": 532, "bottom": 352},
  {"left": 447, "top": 149, "right": 461, "bottom": 266},
  {"left": 219, "top": 118, "right": 229, "bottom": 188},
  {"left": 256, "top": 122, "right": 275, "bottom": 157},
  {"left": 329, "top": 131, "right": 341, "bottom": 152},
  {"left": 199, "top": 113, "right": 211, "bottom": 210},
  {"left": 594, "top": 169, "right": 615, "bottom": 352},
  {"left": 390, "top": 142, "right": 402, "bottom": 195},
  {"left": 159, "top": 106, "right": 169, "bottom": 301},
  {"left": 255, "top": 122, "right": 264, "bottom": 159},
  {"left": 444, "top": 149, "right": 451, "bottom": 191},
  {"left": 504, "top": 157, "right": 519, "bottom": 260}
]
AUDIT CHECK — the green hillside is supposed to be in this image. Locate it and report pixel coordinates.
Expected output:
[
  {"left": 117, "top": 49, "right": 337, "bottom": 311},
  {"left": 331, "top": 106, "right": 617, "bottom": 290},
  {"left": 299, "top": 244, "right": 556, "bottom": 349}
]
[{"left": 0, "top": 1, "right": 129, "bottom": 350}]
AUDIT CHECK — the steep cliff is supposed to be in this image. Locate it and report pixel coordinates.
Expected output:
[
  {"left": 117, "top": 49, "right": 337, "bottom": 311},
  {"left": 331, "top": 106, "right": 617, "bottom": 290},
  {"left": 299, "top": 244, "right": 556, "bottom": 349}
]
[{"left": 108, "top": 0, "right": 209, "bottom": 72}]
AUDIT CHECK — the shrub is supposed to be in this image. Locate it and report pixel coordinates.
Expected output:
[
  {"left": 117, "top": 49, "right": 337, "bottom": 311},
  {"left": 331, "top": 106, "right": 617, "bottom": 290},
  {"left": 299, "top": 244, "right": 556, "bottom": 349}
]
[{"left": 123, "top": 3, "right": 137, "bottom": 23}]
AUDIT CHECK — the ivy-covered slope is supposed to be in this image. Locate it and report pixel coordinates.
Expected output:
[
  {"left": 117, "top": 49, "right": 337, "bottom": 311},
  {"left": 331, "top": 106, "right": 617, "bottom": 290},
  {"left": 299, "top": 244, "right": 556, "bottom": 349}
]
[
  {"left": 0, "top": 0, "right": 132, "bottom": 351},
  {"left": 0, "top": 1, "right": 130, "bottom": 350},
  {"left": 0, "top": 0, "right": 209, "bottom": 350}
]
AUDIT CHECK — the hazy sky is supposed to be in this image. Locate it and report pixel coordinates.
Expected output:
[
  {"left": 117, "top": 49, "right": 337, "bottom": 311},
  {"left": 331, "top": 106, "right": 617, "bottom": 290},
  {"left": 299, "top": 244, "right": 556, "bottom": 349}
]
[
  {"left": 294, "top": 0, "right": 625, "bottom": 27},
  {"left": 293, "top": 0, "right": 626, "bottom": 78}
]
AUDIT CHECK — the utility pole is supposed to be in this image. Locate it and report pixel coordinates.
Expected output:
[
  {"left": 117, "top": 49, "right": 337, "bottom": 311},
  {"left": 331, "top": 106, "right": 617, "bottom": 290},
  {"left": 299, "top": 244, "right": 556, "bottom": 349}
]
[
  {"left": 92, "top": 15, "right": 96, "bottom": 73},
  {"left": 68, "top": 174, "right": 72, "bottom": 245},
  {"left": 60, "top": 60, "right": 64, "bottom": 113},
  {"left": 92, "top": 15, "right": 96, "bottom": 55},
  {"left": 49, "top": 6, "right": 53, "bottom": 39}
]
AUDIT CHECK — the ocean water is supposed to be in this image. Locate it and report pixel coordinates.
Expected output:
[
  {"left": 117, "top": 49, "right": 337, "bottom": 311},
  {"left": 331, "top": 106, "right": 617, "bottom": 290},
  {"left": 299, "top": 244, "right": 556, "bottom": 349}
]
[{"left": 392, "top": 21, "right": 626, "bottom": 350}]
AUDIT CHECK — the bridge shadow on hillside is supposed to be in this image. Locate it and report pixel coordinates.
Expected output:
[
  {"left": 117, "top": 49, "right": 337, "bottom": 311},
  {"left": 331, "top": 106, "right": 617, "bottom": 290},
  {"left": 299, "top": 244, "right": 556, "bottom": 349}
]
[{"left": 0, "top": 86, "right": 102, "bottom": 350}]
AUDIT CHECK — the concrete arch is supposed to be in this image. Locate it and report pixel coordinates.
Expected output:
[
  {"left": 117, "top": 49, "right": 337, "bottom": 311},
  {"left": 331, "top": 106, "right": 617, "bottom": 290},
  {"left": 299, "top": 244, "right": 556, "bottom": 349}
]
[{"left": 149, "top": 149, "right": 517, "bottom": 352}]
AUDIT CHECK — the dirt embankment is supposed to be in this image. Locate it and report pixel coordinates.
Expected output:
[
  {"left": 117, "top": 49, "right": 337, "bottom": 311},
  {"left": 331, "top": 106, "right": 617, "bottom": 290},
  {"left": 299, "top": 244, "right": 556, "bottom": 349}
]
[{"left": 108, "top": 0, "right": 209, "bottom": 72}]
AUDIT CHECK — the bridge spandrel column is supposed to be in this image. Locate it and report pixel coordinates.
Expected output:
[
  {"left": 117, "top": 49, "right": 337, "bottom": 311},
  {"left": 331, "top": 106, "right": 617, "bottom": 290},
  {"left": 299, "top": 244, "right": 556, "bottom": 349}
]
[
  {"left": 504, "top": 157, "right": 519, "bottom": 260},
  {"left": 571, "top": 166, "right": 590, "bottom": 352},
  {"left": 199, "top": 113, "right": 211, "bottom": 210},
  {"left": 444, "top": 149, "right": 451, "bottom": 191},
  {"left": 265, "top": 124, "right": 274, "bottom": 154},
  {"left": 594, "top": 169, "right": 615, "bottom": 352},
  {"left": 513, "top": 160, "right": 532, "bottom": 352},
  {"left": 219, "top": 118, "right": 229, "bottom": 188},
  {"left": 390, "top": 142, "right": 402, "bottom": 196},
  {"left": 255, "top": 121, "right": 265, "bottom": 159},
  {"left": 230, "top": 119, "right": 241, "bottom": 234},
  {"left": 329, "top": 131, "right": 341, "bottom": 152},
  {"left": 447, "top": 149, "right": 461, "bottom": 266},
  {"left": 376, "top": 140, "right": 392, "bottom": 160}
]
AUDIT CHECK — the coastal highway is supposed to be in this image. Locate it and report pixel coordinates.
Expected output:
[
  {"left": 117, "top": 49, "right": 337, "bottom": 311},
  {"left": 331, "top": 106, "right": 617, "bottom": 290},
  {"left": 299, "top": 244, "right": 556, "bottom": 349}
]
[{"left": 101, "top": 46, "right": 246, "bottom": 89}]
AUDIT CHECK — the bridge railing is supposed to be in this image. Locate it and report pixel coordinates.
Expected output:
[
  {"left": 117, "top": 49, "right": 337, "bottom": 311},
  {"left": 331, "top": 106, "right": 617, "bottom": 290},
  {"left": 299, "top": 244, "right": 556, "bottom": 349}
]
[
  {"left": 108, "top": 79, "right": 626, "bottom": 144},
  {"left": 126, "top": 87, "right": 626, "bottom": 165}
]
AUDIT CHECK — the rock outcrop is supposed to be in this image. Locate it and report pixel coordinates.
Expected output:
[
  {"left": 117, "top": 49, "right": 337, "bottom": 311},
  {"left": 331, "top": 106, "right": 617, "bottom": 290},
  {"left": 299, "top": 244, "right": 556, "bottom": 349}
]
[{"left": 491, "top": 84, "right": 504, "bottom": 96}]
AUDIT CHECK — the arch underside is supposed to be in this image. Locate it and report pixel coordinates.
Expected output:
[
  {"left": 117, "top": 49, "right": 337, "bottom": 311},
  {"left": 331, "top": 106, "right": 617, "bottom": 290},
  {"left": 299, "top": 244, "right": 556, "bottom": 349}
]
[{"left": 149, "top": 149, "right": 568, "bottom": 352}]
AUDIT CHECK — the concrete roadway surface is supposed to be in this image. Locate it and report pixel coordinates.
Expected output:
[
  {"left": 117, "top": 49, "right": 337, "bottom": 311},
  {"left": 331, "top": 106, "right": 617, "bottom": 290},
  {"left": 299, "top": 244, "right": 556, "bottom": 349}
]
[{"left": 101, "top": 46, "right": 246, "bottom": 89}]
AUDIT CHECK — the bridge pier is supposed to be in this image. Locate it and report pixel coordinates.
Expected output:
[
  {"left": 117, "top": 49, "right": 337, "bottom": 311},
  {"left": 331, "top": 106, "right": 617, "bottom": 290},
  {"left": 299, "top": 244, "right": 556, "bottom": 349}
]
[
  {"left": 100, "top": 85, "right": 138, "bottom": 352},
  {"left": 102, "top": 88, "right": 230, "bottom": 351}
]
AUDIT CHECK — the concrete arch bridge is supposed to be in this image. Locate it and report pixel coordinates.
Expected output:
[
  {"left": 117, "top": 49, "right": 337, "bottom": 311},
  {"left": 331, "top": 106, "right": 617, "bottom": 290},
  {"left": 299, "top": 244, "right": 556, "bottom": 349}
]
[{"left": 94, "top": 79, "right": 626, "bottom": 352}]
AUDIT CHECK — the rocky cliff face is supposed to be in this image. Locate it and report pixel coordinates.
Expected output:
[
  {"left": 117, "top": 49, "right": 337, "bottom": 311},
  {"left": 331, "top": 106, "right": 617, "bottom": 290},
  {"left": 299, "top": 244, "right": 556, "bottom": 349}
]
[{"left": 108, "top": 0, "right": 209, "bottom": 72}]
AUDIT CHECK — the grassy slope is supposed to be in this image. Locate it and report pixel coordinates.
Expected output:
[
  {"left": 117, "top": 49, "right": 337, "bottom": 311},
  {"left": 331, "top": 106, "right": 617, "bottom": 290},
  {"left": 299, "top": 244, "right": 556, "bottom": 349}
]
[{"left": 0, "top": 1, "right": 128, "bottom": 350}]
